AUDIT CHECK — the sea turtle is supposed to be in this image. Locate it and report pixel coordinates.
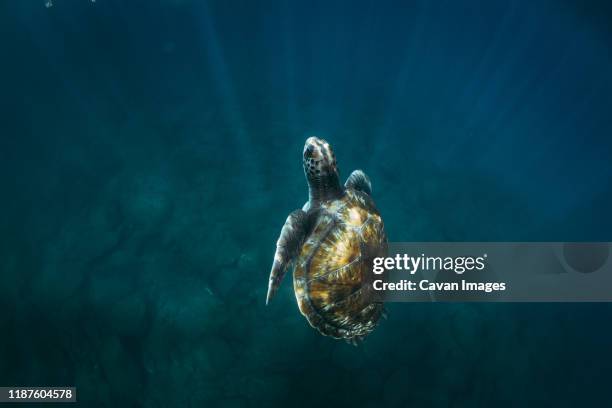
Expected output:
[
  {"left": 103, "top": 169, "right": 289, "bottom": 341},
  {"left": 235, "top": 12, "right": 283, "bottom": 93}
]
[{"left": 266, "top": 136, "right": 387, "bottom": 343}]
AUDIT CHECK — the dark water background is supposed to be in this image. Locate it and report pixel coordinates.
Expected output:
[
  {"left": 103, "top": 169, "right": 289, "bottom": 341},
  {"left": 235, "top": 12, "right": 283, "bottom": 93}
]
[{"left": 1, "top": 0, "right": 612, "bottom": 406}]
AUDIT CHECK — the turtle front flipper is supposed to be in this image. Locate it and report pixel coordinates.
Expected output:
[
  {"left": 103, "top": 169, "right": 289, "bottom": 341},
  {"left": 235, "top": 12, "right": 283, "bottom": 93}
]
[
  {"left": 266, "top": 209, "right": 310, "bottom": 305},
  {"left": 345, "top": 170, "right": 372, "bottom": 195}
]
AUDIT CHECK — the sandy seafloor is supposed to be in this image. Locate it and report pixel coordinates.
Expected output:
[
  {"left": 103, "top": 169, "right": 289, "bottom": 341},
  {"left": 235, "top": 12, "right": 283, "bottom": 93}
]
[{"left": 1, "top": 0, "right": 612, "bottom": 406}]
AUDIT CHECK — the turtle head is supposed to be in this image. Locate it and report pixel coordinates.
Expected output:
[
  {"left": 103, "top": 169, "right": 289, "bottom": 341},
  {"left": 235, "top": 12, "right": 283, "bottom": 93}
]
[
  {"left": 303, "top": 136, "right": 338, "bottom": 178},
  {"left": 303, "top": 136, "right": 343, "bottom": 202}
]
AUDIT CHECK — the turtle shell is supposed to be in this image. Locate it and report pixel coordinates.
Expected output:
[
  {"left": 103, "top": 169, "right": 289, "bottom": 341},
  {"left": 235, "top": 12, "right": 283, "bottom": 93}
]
[{"left": 293, "top": 188, "right": 387, "bottom": 339}]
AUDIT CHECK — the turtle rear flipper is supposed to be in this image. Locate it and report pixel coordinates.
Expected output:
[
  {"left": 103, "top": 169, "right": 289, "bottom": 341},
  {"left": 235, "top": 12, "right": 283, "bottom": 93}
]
[
  {"left": 346, "top": 335, "right": 366, "bottom": 346},
  {"left": 266, "top": 209, "right": 310, "bottom": 305},
  {"left": 345, "top": 170, "right": 372, "bottom": 195}
]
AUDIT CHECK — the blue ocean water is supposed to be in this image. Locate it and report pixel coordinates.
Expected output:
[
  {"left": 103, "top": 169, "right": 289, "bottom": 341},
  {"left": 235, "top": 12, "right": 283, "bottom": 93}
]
[{"left": 1, "top": 0, "right": 611, "bottom": 406}]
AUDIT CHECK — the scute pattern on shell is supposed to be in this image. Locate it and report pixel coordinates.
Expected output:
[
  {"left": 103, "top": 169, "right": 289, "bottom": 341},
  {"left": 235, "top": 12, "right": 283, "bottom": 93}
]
[{"left": 293, "top": 189, "right": 387, "bottom": 339}]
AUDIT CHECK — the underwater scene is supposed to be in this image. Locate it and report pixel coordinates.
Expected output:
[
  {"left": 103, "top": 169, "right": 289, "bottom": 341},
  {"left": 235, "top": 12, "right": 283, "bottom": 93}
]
[{"left": 1, "top": 0, "right": 612, "bottom": 406}]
